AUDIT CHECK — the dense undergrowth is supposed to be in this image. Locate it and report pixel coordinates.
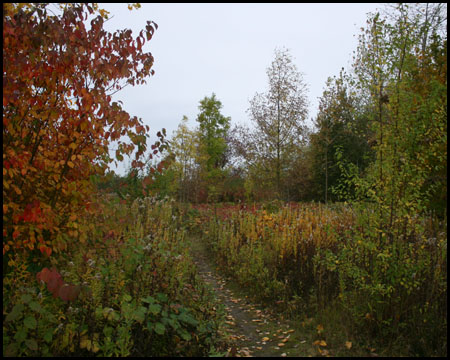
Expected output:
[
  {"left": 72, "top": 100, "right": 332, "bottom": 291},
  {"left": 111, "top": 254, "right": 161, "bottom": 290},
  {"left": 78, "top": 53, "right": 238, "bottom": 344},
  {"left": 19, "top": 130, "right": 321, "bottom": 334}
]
[
  {"left": 192, "top": 201, "right": 447, "bottom": 357},
  {"left": 3, "top": 195, "right": 447, "bottom": 356},
  {"left": 3, "top": 194, "right": 228, "bottom": 357}
]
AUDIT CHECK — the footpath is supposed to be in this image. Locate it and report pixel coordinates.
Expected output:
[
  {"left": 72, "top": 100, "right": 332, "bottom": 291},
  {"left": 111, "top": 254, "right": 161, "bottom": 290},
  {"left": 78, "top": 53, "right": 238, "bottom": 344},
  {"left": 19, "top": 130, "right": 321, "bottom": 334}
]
[{"left": 188, "top": 236, "right": 318, "bottom": 357}]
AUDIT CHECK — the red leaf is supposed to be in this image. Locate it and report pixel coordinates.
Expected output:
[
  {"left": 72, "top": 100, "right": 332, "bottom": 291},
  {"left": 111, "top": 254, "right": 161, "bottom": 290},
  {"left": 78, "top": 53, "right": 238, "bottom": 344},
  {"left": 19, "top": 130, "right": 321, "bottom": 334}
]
[
  {"left": 45, "top": 246, "right": 52, "bottom": 257},
  {"left": 58, "top": 284, "right": 81, "bottom": 302},
  {"left": 36, "top": 267, "right": 51, "bottom": 283},
  {"left": 47, "top": 272, "right": 64, "bottom": 294}
]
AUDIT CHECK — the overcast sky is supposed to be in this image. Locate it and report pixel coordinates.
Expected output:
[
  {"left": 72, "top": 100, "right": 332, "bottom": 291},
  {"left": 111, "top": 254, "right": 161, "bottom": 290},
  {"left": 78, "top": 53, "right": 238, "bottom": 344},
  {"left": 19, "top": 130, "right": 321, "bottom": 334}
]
[{"left": 99, "top": 3, "right": 382, "bottom": 174}]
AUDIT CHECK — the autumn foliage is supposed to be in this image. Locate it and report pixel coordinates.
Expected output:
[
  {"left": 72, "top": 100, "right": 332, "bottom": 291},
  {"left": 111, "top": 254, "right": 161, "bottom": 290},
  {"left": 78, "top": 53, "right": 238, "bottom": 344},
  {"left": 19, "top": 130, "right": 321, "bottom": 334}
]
[
  {"left": 36, "top": 267, "right": 82, "bottom": 302},
  {"left": 3, "top": 3, "right": 159, "bottom": 256}
]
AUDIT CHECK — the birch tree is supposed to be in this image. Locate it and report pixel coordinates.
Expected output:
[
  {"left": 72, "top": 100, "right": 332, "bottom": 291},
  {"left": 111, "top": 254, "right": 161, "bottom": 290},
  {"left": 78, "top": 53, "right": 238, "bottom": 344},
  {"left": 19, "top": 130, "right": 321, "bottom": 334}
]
[{"left": 247, "top": 47, "right": 309, "bottom": 199}]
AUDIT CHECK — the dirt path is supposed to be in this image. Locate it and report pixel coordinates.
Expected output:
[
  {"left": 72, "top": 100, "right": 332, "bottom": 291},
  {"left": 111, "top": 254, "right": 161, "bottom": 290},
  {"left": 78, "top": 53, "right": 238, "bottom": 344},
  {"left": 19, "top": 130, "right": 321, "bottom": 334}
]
[{"left": 188, "top": 235, "right": 316, "bottom": 357}]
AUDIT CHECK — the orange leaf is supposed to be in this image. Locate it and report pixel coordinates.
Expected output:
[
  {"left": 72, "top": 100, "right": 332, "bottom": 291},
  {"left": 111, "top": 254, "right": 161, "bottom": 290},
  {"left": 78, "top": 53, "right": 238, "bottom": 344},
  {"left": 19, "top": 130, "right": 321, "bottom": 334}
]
[{"left": 313, "top": 340, "right": 327, "bottom": 347}]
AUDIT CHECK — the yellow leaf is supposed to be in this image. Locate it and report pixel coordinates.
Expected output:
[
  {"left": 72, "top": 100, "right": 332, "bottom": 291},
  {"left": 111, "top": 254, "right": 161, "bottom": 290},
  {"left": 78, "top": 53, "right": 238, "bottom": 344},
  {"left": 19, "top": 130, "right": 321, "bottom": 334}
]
[
  {"left": 67, "top": 161, "right": 74, "bottom": 168},
  {"left": 71, "top": 154, "right": 77, "bottom": 161},
  {"left": 262, "top": 337, "right": 270, "bottom": 341},
  {"left": 345, "top": 341, "right": 352, "bottom": 349},
  {"left": 313, "top": 340, "right": 327, "bottom": 347},
  {"left": 80, "top": 338, "right": 91, "bottom": 349},
  {"left": 316, "top": 324, "right": 324, "bottom": 333}
]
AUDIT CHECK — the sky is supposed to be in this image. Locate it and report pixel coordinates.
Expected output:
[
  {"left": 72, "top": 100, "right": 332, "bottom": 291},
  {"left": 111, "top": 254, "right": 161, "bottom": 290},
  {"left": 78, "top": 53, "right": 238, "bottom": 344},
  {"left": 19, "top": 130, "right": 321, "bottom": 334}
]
[{"left": 98, "top": 3, "right": 383, "bottom": 175}]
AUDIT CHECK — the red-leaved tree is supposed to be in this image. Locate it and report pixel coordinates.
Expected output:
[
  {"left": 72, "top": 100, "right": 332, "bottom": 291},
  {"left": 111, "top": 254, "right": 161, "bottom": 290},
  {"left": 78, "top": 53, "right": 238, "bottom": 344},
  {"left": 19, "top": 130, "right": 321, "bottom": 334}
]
[{"left": 3, "top": 3, "right": 162, "bottom": 256}]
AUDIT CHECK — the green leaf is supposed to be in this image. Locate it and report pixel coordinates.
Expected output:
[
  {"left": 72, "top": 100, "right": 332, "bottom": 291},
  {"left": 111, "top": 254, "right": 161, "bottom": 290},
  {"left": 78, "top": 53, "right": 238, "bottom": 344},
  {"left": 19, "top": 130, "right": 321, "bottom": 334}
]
[
  {"left": 123, "top": 294, "right": 132, "bottom": 302},
  {"left": 170, "top": 318, "right": 180, "bottom": 330},
  {"left": 156, "top": 293, "right": 168, "bottom": 303},
  {"left": 28, "top": 301, "right": 42, "bottom": 313},
  {"left": 179, "top": 312, "right": 199, "bottom": 327},
  {"left": 25, "top": 339, "right": 38, "bottom": 351},
  {"left": 24, "top": 316, "right": 37, "bottom": 330},
  {"left": 103, "top": 326, "right": 113, "bottom": 338},
  {"left": 142, "top": 296, "right": 155, "bottom": 304},
  {"left": 14, "top": 328, "right": 27, "bottom": 343},
  {"left": 5, "top": 303, "right": 25, "bottom": 322},
  {"left": 154, "top": 322, "right": 165, "bottom": 335},
  {"left": 43, "top": 329, "right": 53, "bottom": 343},
  {"left": 134, "top": 306, "right": 147, "bottom": 322},
  {"left": 148, "top": 303, "right": 161, "bottom": 315},
  {"left": 20, "top": 294, "right": 33, "bottom": 304},
  {"left": 178, "top": 328, "right": 192, "bottom": 341}
]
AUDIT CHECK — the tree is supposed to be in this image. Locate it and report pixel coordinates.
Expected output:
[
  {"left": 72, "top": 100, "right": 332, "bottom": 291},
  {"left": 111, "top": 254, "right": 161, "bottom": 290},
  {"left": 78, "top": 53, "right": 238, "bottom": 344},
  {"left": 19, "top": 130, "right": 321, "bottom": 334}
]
[
  {"left": 195, "top": 93, "right": 231, "bottom": 202},
  {"left": 247, "top": 47, "right": 309, "bottom": 199},
  {"left": 3, "top": 3, "right": 160, "bottom": 256},
  {"left": 332, "top": 5, "right": 447, "bottom": 349},
  {"left": 310, "top": 69, "right": 373, "bottom": 203},
  {"left": 353, "top": 3, "right": 447, "bottom": 225},
  {"left": 168, "top": 116, "right": 200, "bottom": 202}
]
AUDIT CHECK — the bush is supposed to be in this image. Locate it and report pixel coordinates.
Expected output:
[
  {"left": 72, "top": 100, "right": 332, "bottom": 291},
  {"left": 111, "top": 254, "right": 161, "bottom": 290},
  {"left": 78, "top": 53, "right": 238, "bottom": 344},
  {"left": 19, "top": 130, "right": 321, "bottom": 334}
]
[{"left": 3, "top": 197, "right": 227, "bottom": 357}]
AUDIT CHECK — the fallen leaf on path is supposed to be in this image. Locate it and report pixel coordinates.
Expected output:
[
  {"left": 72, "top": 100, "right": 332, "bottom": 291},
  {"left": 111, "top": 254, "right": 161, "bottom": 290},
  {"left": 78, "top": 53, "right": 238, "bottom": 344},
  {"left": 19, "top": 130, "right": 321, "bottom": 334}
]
[
  {"left": 228, "top": 347, "right": 237, "bottom": 357},
  {"left": 313, "top": 340, "right": 327, "bottom": 347},
  {"left": 262, "top": 337, "right": 270, "bottom": 342},
  {"left": 278, "top": 343, "right": 285, "bottom": 347},
  {"left": 345, "top": 341, "right": 352, "bottom": 349}
]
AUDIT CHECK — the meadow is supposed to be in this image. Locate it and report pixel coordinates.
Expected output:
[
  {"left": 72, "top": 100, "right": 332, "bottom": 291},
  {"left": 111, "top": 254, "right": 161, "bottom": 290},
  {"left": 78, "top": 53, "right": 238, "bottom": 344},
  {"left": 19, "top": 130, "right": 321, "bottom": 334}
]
[
  {"left": 191, "top": 200, "right": 447, "bottom": 356},
  {"left": 3, "top": 195, "right": 447, "bottom": 356}
]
